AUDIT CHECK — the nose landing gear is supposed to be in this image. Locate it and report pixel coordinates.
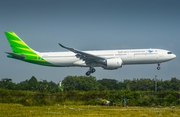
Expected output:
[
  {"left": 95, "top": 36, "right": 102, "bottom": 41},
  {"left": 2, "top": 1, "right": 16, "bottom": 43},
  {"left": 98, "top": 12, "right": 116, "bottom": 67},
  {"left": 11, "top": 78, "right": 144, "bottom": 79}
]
[{"left": 157, "top": 63, "right": 161, "bottom": 70}]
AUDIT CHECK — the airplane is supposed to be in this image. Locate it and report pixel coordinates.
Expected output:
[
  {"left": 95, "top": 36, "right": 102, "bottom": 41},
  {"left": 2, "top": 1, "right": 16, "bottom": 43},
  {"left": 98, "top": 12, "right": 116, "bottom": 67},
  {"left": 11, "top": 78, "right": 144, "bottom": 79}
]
[{"left": 4, "top": 31, "right": 176, "bottom": 76}]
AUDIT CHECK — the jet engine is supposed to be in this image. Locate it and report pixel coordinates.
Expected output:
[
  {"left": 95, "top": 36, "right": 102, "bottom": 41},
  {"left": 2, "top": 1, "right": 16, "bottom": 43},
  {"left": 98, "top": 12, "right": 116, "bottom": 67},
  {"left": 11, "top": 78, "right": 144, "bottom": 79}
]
[{"left": 102, "top": 58, "right": 123, "bottom": 70}]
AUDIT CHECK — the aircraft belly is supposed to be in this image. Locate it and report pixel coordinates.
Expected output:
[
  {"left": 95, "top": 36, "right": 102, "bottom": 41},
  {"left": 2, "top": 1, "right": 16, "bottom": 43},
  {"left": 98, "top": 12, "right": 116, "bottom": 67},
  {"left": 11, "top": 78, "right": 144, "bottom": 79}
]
[{"left": 44, "top": 57, "right": 78, "bottom": 66}]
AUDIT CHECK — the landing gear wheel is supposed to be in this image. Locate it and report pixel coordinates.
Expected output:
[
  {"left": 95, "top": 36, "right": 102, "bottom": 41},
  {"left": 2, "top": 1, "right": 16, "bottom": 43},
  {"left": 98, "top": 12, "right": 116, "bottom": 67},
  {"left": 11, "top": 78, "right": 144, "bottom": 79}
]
[
  {"left": 86, "top": 71, "right": 91, "bottom": 76},
  {"left": 157, "top": 67, "right": 161, "bottom": 70},
  {"left": 157, "top": 63, "right": 161, "bottom": 70},
  {"left": 85, "top": 67, "right": 96, "bottom": 76},
  {"left": 91, "top": 68, "right": 96, "bottom": 73}
]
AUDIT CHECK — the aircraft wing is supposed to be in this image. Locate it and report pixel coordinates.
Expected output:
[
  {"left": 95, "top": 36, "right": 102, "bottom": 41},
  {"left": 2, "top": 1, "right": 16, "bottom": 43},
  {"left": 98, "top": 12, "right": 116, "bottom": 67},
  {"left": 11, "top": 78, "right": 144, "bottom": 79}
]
[{"left": 59, "top": 43, "right": 106, "bottom": 65}]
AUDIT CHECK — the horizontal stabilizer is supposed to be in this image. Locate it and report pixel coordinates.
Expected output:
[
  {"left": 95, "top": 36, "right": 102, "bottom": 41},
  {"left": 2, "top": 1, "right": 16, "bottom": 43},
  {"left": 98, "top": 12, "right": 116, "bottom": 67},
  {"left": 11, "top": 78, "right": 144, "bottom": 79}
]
[{"left": 6, "top": 52, "right": 25, "bottom": 60}]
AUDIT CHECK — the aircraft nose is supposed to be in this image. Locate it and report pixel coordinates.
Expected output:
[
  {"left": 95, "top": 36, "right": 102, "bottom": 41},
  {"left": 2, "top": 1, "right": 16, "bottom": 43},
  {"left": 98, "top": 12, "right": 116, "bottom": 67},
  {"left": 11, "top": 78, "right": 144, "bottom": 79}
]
[
  {"left": 174, "top": 54, "right": 176, "bottom": 58},
  {"left": 172, "top": 54, "right": 176, "bottom": 59}
]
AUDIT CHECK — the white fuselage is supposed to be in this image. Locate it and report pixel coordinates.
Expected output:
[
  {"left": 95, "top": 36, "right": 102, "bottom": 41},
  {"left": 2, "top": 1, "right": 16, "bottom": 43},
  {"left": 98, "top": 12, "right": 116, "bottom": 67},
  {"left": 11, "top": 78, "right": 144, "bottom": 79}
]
[{"left": 38, "top": 48, "right": 176, "bottom": 68}]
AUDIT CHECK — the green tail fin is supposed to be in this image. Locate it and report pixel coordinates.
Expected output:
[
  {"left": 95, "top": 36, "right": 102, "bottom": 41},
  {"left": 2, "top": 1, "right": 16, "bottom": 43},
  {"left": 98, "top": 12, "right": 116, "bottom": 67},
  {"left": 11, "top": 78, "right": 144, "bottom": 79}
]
[
  {"left": 4, "top": 31, "right": 36, "bottom": 55},
  {"left": 4, "top": 31, "right": 52, "bottom": 66}
]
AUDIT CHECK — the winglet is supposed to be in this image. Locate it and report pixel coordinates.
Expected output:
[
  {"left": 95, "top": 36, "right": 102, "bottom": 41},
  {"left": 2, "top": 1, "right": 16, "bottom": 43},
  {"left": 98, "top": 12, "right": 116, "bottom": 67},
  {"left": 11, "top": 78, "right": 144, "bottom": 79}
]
[
  {"left": 58, "top": 43, "right": 70, "bottom": 50},
  {"left": 58, "top": 43, "right": 76, "bottom": 52},
  {"left": 58, "top": 43, "right": 66, "bottom": 48}
]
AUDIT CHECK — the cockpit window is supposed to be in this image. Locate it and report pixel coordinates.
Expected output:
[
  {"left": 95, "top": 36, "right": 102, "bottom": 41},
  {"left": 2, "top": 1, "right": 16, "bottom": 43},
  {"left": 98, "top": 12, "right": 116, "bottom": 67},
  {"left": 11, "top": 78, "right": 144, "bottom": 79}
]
[{"left": 167, "top": 52, "right": 172, "bottom": 54}]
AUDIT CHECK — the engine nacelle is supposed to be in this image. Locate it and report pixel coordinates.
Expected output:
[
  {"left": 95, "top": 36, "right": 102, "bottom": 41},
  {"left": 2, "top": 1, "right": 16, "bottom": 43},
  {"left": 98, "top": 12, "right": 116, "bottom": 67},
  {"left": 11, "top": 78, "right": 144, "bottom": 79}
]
[{"left": 103, "top": 58, "right": 123, "bottom": 70}]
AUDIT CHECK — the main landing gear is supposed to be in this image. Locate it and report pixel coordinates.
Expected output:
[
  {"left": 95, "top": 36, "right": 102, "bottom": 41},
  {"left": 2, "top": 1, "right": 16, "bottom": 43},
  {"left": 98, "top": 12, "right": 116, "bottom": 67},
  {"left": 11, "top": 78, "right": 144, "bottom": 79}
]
[
  {"left": 86, "top": 67, "right": 96, "bottom": 76},
  {"left": 157, "top": 63, "right": 161, "bottom": 70}
]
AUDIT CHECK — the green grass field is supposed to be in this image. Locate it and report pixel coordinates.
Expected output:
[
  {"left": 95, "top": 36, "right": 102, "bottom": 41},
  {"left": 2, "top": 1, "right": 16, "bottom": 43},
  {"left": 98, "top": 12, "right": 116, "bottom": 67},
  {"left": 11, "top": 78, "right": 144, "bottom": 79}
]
[{"left": 0, "top": 103, "right": 180, "bottom": 117}]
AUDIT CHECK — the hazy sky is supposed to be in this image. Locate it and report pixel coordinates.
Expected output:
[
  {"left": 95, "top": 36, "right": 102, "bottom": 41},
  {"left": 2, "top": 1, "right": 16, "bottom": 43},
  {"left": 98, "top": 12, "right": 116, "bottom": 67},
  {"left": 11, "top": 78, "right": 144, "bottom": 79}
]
[{"left": 0, "top": 0, "right": 180, "bottom": 83}]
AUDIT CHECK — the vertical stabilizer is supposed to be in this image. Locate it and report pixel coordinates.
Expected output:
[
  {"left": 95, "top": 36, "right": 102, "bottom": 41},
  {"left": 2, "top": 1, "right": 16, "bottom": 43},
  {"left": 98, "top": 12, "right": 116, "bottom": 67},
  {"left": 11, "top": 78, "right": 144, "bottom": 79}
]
[
  {"left": 4, "top": 31, "right": 52, "bottom": 66},
  {"left": 4, "top": 31, "right": 37, "bottom": 55}
]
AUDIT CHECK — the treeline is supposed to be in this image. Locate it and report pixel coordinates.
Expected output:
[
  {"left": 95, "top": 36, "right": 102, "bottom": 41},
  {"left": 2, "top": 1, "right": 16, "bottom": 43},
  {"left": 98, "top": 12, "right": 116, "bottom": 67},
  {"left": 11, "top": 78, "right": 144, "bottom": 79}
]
[
  {"left": 0, "top": 76, "right": 180, "bottom": 106},
  {"left": 0, "top": 76, "right": 180, "bottom": 92},
  {"left": 0, "top": 76, "right": 59, "bottom": 93},
  {"left": 0, "top": 89, "right": 180, "bottom": 106}
]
